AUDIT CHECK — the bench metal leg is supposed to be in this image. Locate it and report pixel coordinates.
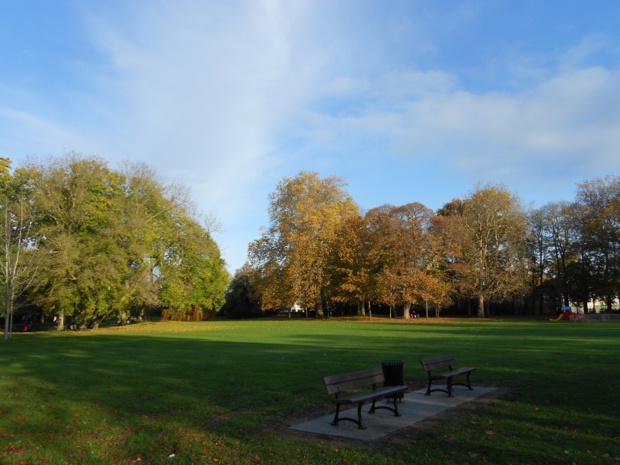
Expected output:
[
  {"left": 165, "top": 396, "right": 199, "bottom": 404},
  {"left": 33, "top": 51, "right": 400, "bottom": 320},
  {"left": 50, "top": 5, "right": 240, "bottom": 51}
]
[
  {"left": 425, "top": 377, "right": 454, "bottom": 397},
  {"left": 331, "top": 403, "right": 342, "bottom": 426},
  {"left": 331, "top": 402, "right": 367, "bottom": 429},
  {"left": 356, "top": 403, "right": 366, "bottom": 429},
  {"left": 426, "top": 373, "right": 474, "bottom": 397},
  {"left": 450, "top": 372, "right": 474, "bottom": 392},
  {"left": 425, "top": 379, "right": 451, "bottom": 396},
  {"left": 369, "top": 397, "right": 402, "bottom": 417}
]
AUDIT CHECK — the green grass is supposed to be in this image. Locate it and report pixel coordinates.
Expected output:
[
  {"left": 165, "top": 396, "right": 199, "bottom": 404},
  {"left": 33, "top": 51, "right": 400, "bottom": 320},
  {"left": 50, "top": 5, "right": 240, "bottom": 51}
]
[{"left": 1, "top": 318, "right": 619, "bottom": 464}]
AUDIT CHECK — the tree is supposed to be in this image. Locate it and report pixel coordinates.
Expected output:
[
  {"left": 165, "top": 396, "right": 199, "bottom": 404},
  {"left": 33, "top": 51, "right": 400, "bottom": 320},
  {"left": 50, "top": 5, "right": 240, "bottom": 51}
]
[
  {"left": 115, "top": 161, "right": 194, "bottom": 322},
  {"left": 248, "top": 171, "right": 358, "bottom": 316},
  {"left": 573, "top": 176, "right": 620, "bottom": 311},
  {"left": 220, "top": 264, "right": 262, "bottom": 319},
  {"left": 461, "top": 184, "right": 531, "bottom": 317},
  {"left": 28, "top": 154, "right": 127, "bottom": 329},
  {"left": 362, "top": 203, "right": 441, "bottom": 318},
  {"left": 1, "top": 159, "right": 41, "bottom": 340},
  {"left": 528, "top": 202, "right": 581, "bottom": 313},
  {"left": 328, "top": 214, "right": 374, "bottom": 316},
  {"left": 527, "top": 206, "right": 550, "bottom": 314},
  {"left": 159, "top": 213, "right": 229, "bottom": 320},
  {"left": 25, "top": 154, "right": 227, "bottom": 328},
  {"left": 428, "top": 212, "right": 474, "bottom": 315}
]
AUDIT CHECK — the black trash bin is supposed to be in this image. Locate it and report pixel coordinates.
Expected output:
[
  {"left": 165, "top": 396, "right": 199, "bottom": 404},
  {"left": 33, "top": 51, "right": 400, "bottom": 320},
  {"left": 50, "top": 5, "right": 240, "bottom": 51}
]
[{"left": 381, "top": 359, "right": 405, "bottom": 400}]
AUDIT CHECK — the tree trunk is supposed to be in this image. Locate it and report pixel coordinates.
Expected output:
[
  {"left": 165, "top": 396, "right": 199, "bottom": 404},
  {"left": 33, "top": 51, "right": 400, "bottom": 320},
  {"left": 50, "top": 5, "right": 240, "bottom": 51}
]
[
  {"left": 477, "top": 294, "right": 485, "bottom": 318},
  {"left": 117, "top": 310, "right": 128, "bottom": 325},
  {"left": 403, "top": 302, "right": 411, "bottom": 319},
  {"left": 3, "top": 279, "right": 12, "bottom": 340},
  {"left": 3, "top": 301, "right": 11, "bottom": 340},
  {"left": 315, "top": 299, "right": 324, "bottom": 318},
  {"left": 56, "top": 312, "right": 65, "bottom": 331}
]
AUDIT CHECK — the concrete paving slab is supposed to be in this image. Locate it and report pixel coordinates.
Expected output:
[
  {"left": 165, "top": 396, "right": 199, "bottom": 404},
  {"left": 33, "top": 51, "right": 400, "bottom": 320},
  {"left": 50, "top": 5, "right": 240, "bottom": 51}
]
[{"left": 289, "top": 386, "right": 496, "bottom": 441}]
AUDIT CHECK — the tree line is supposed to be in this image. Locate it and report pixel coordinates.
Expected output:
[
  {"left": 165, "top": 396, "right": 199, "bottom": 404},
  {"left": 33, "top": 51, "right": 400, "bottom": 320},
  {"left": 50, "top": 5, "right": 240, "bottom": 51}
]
[
  {"left": 224, "top": 171, "right": 620, "bottom": 319},
  {"left": 1, "top": 154, "right": 229, "bottom": 339}
]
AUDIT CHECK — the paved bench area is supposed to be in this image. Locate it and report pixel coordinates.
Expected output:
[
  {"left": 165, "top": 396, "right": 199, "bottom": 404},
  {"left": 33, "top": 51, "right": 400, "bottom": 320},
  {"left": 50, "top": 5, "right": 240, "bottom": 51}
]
[{"left": 290, "top": 385, "right": 496, "bottom": 441}]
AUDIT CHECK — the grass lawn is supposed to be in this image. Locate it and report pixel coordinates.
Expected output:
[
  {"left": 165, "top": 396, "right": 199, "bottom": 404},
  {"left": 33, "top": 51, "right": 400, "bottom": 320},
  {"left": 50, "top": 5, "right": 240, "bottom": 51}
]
[{"left": 1, "top": 317, "right": 619, "bottom": 464}]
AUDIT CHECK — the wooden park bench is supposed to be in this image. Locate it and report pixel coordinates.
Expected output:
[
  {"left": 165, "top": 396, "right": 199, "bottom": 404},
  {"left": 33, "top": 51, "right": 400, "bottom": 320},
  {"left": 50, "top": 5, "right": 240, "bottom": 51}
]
[
  {"left": 420, "top": 354, "right": 476, "bottom": 397},
  {"left": 323, "top": 367, "right": 408, "bottom": 430}
]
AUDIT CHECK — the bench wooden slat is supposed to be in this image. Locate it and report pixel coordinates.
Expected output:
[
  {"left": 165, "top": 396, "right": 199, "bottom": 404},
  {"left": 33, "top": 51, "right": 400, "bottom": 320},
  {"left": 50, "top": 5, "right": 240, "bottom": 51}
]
[
  {"left": 420, "top": 354, "right": 457, "bottom": 371},
  {"left": 323, "top": 367, "right": 384, "bottom": 395},
  {"left": 338, "top": 385, "right": 410, "bottom": 405}
]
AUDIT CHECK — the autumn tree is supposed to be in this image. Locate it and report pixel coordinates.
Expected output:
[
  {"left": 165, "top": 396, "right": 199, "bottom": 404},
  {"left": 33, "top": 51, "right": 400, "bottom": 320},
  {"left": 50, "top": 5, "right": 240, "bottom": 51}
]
[
  {"left": 359, "top": 203, "right": 452, "bottom": 318},
  {"left": 328, "top": 213, "right": 373, "bottom": 316},
  {"left": 428, "top": 212, "right": 474, "bottom": 313},
  {"left": 248, "top": 171, "right": 358, "bottom": 316},
  {"left": 461, "top": 184, "right": 531, "bottom": 317}
]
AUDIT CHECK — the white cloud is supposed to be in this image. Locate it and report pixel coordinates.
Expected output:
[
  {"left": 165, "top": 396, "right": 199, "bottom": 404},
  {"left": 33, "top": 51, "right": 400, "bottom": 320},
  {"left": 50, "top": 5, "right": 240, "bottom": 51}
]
[
  {"left": 78, "top": 0, "right": 359, "bottom": 272},
  {"left": 295, "top": 63, "right": 620, "bottom": 194},
  {"left": 75, "top": 1, "right": 322, "bottom": 267},
  {"left": 3, "top": 1, "right": 619, "bottom": 272}
]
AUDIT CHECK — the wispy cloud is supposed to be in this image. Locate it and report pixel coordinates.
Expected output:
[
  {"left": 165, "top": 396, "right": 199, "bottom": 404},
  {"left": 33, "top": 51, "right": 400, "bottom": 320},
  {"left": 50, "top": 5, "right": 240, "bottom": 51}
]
[
  {"left": 2, "top": 1, "right": 619, "bottom": 271},
  {"left": 87, "top": 4, "right": 620, "bottom": 268},
  {"left": 293, "top": 51, "right": 620, "bottom": 193},
  {"left": 81, "top": 1, "right": 317, "bottom": 222}
]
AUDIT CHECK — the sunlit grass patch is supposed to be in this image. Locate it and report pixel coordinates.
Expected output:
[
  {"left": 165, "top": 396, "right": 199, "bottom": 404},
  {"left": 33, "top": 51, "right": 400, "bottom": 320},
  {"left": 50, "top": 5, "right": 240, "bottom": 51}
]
[{"left": 1, "top": 319, "right": 619, "bottom": 464}]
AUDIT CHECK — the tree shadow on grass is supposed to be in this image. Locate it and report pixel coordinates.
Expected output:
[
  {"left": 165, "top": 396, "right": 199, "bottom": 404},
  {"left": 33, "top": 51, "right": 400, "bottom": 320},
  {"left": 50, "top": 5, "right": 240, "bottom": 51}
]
[{"left": 2, "top": 321, "right": 619, "bottom": 464}]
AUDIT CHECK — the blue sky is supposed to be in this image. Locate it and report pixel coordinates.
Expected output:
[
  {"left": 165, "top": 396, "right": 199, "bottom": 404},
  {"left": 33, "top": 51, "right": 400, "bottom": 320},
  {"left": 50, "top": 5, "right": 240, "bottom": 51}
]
[{"left": 2, "top": 0, "right": 620, "bottom": 273}]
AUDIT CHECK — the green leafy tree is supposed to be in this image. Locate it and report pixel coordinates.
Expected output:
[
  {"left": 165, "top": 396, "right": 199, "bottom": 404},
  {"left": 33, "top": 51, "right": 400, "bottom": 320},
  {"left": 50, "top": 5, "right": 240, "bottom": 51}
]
[
  {"left": 29, "top": 154, "right": 126, "bottom": 328},
  {"left": 25, "top": 154, "right": 227, "bottom": 328},
  {"left": 159, "top": 213, "right": 229, "bottom": 320},
  {"left": 114, "top": 161, "right": 193, "bottom": 322},
  {"left": 1, "top": 159, "right": 41, "bottom": 339},
  {"left": 220, "top": 264, "right": 262, "bottom": 319}
]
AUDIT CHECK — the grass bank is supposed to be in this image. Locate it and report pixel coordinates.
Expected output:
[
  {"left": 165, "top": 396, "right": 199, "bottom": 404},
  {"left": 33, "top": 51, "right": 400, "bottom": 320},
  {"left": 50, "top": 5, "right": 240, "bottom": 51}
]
[{"left": 1, "top": 318, "right": 619, "bottom": 464}]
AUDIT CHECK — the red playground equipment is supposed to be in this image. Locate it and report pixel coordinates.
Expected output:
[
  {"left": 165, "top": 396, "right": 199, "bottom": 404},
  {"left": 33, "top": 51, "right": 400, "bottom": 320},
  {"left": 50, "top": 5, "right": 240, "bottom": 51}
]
[{"left": 549, "top": 306, "right": 573, "bottom": 321}]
